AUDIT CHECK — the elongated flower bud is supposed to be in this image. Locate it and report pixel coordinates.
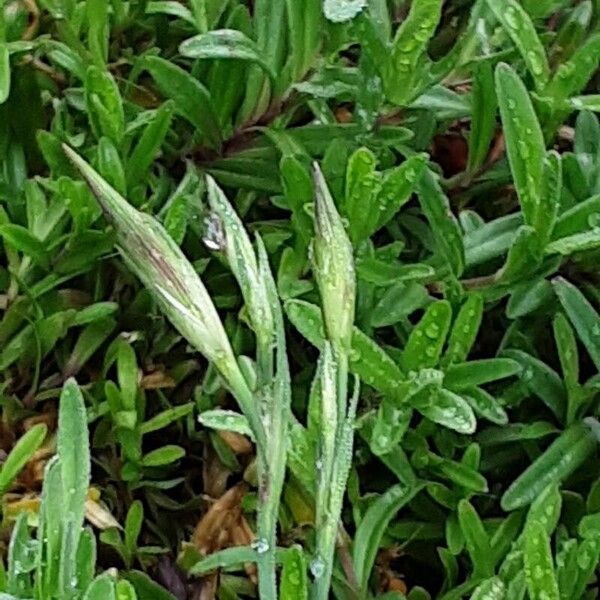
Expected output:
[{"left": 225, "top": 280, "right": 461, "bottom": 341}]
[
  {"left": 312, "top": 163, "right": 356, "bottom": 352},
  {"left": 62, "top": 145, "right": 242, "bottom": 387},
  {"left": 205, "top": 176, "right": 273, "bottom": 348}
]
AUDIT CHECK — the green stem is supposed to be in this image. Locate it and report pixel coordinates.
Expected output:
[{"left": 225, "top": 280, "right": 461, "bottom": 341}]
[
  {"left": 312, "top": 349, "right": 353, "bottom": 600},
  {"left": 256, "top": 452, "right": 278, "bottom": 600},
  {"left": 232, "top": 333, "right": 285, "bottom": 600}
]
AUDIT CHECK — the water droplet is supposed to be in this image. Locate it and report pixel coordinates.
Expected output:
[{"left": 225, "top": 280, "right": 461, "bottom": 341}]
[
  {"left": 310, "top": 556, "right": 326, "bottom": 579},
  {"left": 203, "top": 213, "right": 226, "bottom": 251},
  {"left": 588, "top": 213, "right": 600, "bottom": 229},
  {"left": 517, "top": 140, "right": 530, "bottom": 159},
  {"left": 377, "top": 434, "right": 390, "bottom": 448},
  {"left": 425, "top": 324, "right": 439, "bottom": 339},
  {"left": 527, "top": 50, "right": 544, "bottom": 76},
  {"left": 505, "top": 7, "right": 520, "bottom": 29},
  {"left": 252, "top": 538, "right": 270, "bottom": 554}
]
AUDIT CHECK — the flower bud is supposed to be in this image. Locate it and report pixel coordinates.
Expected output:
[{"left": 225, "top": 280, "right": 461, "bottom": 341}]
[
  {"left": 312, "top": 163, "right": 356, "bottom": 352},
  {"left": 205, "top": 176, "right": 273, "bottom": 348},
  {"left": 63, "top": 145, "right": 239, "bottom": 379}
]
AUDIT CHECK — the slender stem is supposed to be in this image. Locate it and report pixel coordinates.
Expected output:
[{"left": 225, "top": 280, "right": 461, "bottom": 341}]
[
  {"left": 313, "top": 349, "right": 353, "bottom": 600},
  {"left": 256, "top": 453, "right": 278, "bottom": 600},
  {"left": 254, "top": 332, "right": 287, "bottom": 600}
]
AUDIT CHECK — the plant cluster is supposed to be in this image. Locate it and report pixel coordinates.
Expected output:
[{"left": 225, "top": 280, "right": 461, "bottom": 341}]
[{"left": 2, "top": 0, "right": 600, "bottom": 599}]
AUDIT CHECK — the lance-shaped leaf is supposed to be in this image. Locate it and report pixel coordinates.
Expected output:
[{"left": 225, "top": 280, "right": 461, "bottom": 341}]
[
  {"left": 144, "top": 56, "right": 222, "bottom": 148},
  {"left": 312, "top": 163, "right": 356, "bottom": 352},
  {"left": 383, "top": 0, "right": 443, "bottom": 106},
  {"left": 487, "top": 0, "right": 549, "bottom": 90},
  {"left": 496, "top": 63, "right": 546, "bottom": 229},
  {"left": 57, "top": 379, "right": 91, "bottom": 598},
  {"left": 416, "top": 168, "right": 465, "bottom": 277},
  {"left": 0, "top": 423, "right": 47, "bottom": 497},
  {"left": 553, "top": 277, "right": 600, "bottom": 371},
  {"left": 536, "top": 151, "right": 562, "bottom": 246},
  {"left": 501, "top": 420, "right": 597, "bottom": 510},
  {"left": 179, "top": 29, "right": 276, "bottom": 82},
  {"left": 0, "top": 44, "right": 10, "bottom": 104}
]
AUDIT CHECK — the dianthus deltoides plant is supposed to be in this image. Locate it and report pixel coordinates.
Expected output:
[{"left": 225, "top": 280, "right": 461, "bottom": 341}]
[{"left": 4, "top": 0, "right": 600, "bottom": 599}]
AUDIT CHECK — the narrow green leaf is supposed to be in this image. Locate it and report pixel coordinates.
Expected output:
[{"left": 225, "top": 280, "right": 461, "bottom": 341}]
[
  {"left": 144, "top": 56, "right": 221, "bottom": 148},
  {"left": 495, "top": 63, "right": 545, "bottom": 228},
  {"left": 145, "top": 1, "right": 196, "bottom": 24},
  {"left": 471, "top": 577, "right": 506, "bottom": 600},
  {"left": 416, "top": 169, "right": 465, "bottom": 277},
  {"left": 0, "top": 44, "right": 10, "bottom": 104},
  {"left": 401, "top": 300, "right": 452, "bottom": 371},
  {"left": 82, "top": 574, "right": 116, "bottom": 600},
  {"left": 179, "top": 29, "right": 276, "bottom": 81},
  {"left": 442, "top": 293, "right": 484, "bottom": 365},
  {"left": 126, "top": 102, "right": 174, "bottom": 189},
  {"left": 124, "top": 570, "right": 178, "bottom": 600},
  {"left": 553, "top": 277, "right": 600, "bottom": 371},
  {"left": 117, "top": 341, "right": 138, "bottom": 412},
  {"left": 546, "top": 230, "right": 600, "bottom": 256},
  {"left": 462, "top": 386, "right": 508, "bottom": 426},
  {"left": 188, "top": 546, "right": 257, "bottom": 576},
  {"left": 87, "top": 0, "right": 109, "bottom": 66},
  {"left": 0, "top": 224, "right": 48, "bottom": 266},
  {"left": 487, "top": 0, "right": 550, "bottom": 90},
  {"left": 0, "top": 423, "right": 47, "bottom": 496},
  {"left": 84, "top": 66, "right": 124, "bottom": 145},
  {"left": 498, "top": 225, "right": 541, "bottom": 283},
  {"left": 280, "top": 546, "right": 308, "bottom": 600},
  {"left": 552, "top": 193, "right": 600, "bottom": 238},
  {"left": 502, "top": 349, "right": 565, "bottom": 420},
  {"left": 58, "top": 378, "right": 91, "bottom": 598},
  {"left": 383, "top": 0, "right": 443, "bottom": 105},
  {"left": 141, "top": 445, "right": 185, "bottom": 467},
  {"left": 444, "top": 359, "right": 521, "bottom": 390},
  {"left": 545, "top": 32, "right": 600, "bottom": 101},
  {"left": 468, "top": 62, "right": 497, "bottom": 174},
  {"left": 352, "top": 483, "right": 422, "bottom": 592},
  {"left": 458, "top": 499, "right": 493, "bottom": 578},
  {"left": 418, "top": 389, "right": 477, "bottom": 434},
  {"left": 140, "top": 403, "right": 194, "bottom": 435},
  {"left": 523, "top": 521, "right": 559, "bottom": 600},
  {"left": 97, "top": 137, "right": 126, "bottom": 196},
  {"left": 537, "top": 151, "right": 562, "bottom": 246},
  {"left": 355, "top": 259, "right": 434, "bottom": 286},
  {"left": 124, "top": 501, "right": 143, "bottom": 558},
  {"left": 525, "top": 484, "right": 562, "bottom": 537},
  {"left": 501, "top": 421, "right": 597, "bottom": 510},
  {"left": 374, "top": 155, "right": 427, "bottom": 233},
  {"left": 198, "top": 409, "right": 254, "bottom": 440}
]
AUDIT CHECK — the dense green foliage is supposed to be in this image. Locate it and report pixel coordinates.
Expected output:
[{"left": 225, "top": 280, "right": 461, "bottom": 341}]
[{"left": 2, "top": 0, "right": 600, "bottom": 598}]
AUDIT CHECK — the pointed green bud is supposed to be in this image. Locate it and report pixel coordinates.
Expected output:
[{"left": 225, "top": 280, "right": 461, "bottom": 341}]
[
  {"left": 62, "top": 145, "right": 242, "bottom": 386},
  {"left": 312, "top": 163, "right": 356, "bottom": 352},
  {"left": 205, "top": 176, "right": 274, "bottom": 348}
]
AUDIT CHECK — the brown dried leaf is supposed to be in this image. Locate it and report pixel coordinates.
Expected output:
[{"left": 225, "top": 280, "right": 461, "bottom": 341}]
[
  {"left": 191, "top": 483, "right": 248, "bottom": 554},
  {"left": 140, "top": 369, "right": 176, "bottom": 389},
  {"left": 218, "top": 430, "right": 253, "bottom": 455}
]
